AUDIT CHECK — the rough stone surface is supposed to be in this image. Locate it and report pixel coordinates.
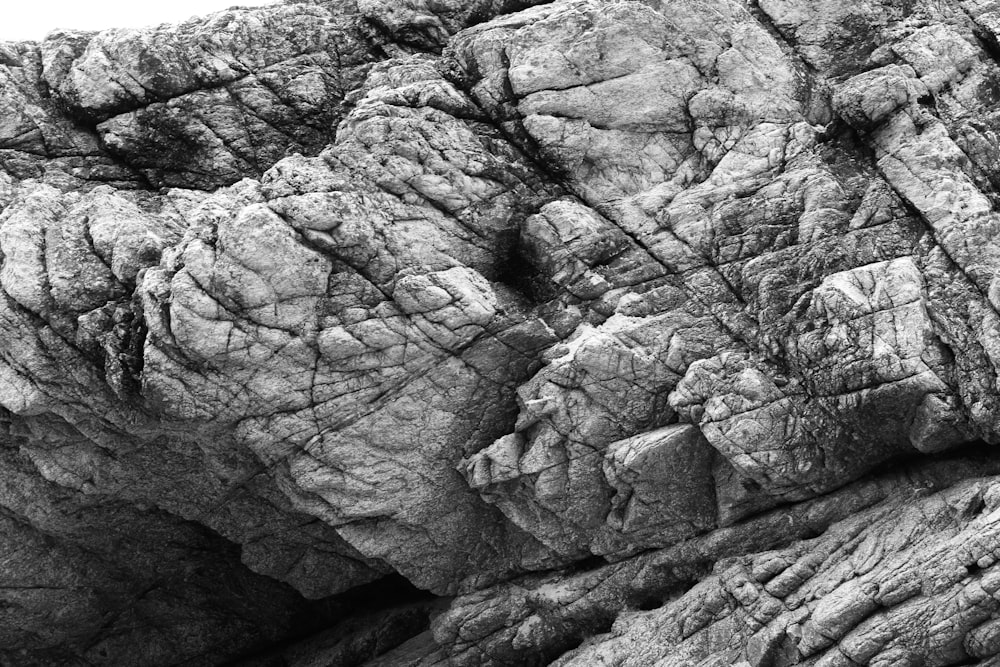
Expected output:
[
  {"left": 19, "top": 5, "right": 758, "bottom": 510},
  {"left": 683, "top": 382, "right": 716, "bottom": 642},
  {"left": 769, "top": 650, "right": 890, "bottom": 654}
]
[{"left": 7, "top": 0, "right": 1000, "bottom": 664}]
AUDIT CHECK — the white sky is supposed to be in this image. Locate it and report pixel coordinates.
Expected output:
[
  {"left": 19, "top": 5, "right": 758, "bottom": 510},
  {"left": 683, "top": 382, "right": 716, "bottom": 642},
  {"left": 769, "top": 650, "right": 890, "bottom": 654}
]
[{"left": 0, "top": 0, "right": 278, "bottom": 41}]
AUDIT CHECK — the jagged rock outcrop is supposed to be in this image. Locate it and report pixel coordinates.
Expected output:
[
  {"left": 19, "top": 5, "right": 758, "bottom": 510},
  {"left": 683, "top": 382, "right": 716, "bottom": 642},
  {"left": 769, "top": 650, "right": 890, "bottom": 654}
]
[{"left": 7, "top": 0, "right": 1000, "bottom": 664}]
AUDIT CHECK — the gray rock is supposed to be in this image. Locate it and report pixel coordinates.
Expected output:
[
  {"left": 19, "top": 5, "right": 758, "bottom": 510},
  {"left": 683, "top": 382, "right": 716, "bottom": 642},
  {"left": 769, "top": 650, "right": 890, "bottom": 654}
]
[{"left": 5, "top": 0, "right": 1000, "bottom": 664}]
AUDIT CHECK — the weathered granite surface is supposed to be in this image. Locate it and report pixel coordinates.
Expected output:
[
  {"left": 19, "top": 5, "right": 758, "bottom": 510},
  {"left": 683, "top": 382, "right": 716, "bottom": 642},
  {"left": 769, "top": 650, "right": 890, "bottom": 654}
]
[{"left": 6, "top": 0, "right": 1000, "bottom": 664}]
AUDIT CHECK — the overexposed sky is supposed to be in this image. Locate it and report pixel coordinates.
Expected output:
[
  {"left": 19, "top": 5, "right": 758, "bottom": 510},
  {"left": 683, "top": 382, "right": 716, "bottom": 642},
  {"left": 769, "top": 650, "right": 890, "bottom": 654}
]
[{"left": 1, "top": 0, "right": 278, "bottom": 41}]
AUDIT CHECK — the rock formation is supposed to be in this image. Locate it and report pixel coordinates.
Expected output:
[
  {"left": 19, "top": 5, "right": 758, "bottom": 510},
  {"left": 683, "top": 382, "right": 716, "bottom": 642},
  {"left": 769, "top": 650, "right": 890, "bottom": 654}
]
[{"left": 5, "top": 0, "right": 1000, "bottom": 664}]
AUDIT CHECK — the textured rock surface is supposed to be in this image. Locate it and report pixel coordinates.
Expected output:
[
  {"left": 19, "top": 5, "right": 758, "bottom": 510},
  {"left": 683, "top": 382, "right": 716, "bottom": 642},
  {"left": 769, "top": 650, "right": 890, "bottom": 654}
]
[{"left": 7, "top": 0, "right": 1000, "bottom": 664}]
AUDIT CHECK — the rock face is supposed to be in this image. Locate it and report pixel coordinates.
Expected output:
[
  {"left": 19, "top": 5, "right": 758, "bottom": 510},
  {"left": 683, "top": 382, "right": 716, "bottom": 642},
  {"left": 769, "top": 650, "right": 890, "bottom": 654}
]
[{"left": 7, "top": 0, "right": 1000, "bottom": 664}]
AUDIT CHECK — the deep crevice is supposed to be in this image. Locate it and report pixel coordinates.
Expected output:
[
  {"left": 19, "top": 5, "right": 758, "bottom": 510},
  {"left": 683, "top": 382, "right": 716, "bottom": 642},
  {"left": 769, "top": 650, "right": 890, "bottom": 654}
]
[{"left": 222, "top": 574, "right": 441, "bottom": 667}]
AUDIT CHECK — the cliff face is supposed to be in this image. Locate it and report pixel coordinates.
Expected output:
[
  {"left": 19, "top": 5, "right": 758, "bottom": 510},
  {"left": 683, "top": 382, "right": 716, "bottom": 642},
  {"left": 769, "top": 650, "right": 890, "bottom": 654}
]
[{"left": 5, "top": 0, "right": 1000, "bottom": 664}]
